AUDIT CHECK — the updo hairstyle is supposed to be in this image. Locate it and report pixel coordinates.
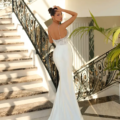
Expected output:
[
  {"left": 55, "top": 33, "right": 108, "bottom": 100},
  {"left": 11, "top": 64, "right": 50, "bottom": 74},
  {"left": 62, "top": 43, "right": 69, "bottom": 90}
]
[{"left": 48, "top": 7, "right": 57, "bottom": 16}]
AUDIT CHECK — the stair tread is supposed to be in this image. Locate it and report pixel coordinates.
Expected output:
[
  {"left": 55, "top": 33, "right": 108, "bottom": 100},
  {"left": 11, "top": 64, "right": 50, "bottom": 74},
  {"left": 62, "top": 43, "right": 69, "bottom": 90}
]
[
  {"left": 0, "top": 49, "right": 28, "bottom": 53},
  {"left": 0, "top": 35, "right": 20, "bottom": 38},
  {"left": 0, "top": 42, "right": 24, "bottom": 45},
  {"left": 0, "top": 109, "right": 52, "bottom": 120},
  {"left": 0, "top": 74, "right": 42, "bottom": 85},
  {"left": 0, "top": 57, "right": 32, "bottom": 62},
  {"left": 0, "top": 29, "right": 17, "bottom": 32},
  {"left": 0, "top": 65, "right": 37, "bottom": 72},
  {"left": 0, "top": 23, "right": 14, "bottom": 25},
  {"left": 0, "top": 12, "right": 52, "bottom": 119},
  {"left": 0, "top": 99, "right": 53, "bottom": 117},
  {"left": 0, "top": 86, "right": 48, "bottom": 100},
  {"left": 0, "top": 36, "right": 20, "bottom": 39},
  {"left": 0, "top": 29, "right": 17, "bottom": 31},
  {"left": 0, "top": 18, "right": 12, "bottom": 20}
]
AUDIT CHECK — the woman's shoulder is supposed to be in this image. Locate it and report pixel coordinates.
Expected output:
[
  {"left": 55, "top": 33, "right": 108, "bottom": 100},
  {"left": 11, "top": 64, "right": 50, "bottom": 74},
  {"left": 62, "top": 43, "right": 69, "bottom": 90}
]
[
  {"left": 48, "top": 24, "right": 66, "bottom": 31},
  {"left": 48, "top": 24, "right": 54, "bottom": 31}
]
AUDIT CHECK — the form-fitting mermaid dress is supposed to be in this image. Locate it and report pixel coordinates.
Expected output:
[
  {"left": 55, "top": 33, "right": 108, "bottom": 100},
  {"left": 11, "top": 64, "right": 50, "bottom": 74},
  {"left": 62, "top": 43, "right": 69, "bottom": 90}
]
[{"left": 48, "top": 25, "right": 84, "bottom": 120}]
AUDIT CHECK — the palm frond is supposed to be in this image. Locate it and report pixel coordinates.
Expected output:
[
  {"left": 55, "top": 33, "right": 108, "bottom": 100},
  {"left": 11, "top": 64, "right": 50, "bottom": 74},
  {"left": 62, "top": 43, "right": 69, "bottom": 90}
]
[
  {"left": 104, "top": 27, "right": 120, "bottom": 43},
  {"left": 112, "top": 28, "right": 120, "bottom": 46},
  {"left": 69, "top": 26, "right": 89, "bottom": 39},
  {"left": 89, "top": 11, "right": 99, "bottom": 28}
]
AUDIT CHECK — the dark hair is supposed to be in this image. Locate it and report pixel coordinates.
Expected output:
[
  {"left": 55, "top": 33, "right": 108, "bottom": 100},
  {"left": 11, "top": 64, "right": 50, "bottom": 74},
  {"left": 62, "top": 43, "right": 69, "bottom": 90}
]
[{"left": 48, "top": 7, "right": 57, "bottom": 16}]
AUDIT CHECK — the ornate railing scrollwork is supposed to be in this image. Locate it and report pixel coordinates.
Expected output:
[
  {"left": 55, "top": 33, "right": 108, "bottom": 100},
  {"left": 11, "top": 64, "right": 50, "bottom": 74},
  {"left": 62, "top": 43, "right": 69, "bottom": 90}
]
[
  {"left": 74, "top": 47, "right": 119, "bottom": 101},
  {"left": 11, "top": 0, "right": 118, "bottom": 101},
  {"left": 12, "top": 0, "right": 59, "bottom": 89}
]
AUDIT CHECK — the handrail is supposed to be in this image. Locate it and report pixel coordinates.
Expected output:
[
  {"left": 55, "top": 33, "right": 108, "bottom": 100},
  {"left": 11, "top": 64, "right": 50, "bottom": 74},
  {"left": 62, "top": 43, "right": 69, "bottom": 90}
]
[
  {"left": 12, "top": 0, "right": 59, "bottom": 89},
  {"left": 74, "top": 46, "right": 118, "bottom": 101},
  {"left": 11, "top": 0, "right": 118, "bottom": 101},
  {"left": 74, "top": 47, "right": 115, "bottom": 75}
]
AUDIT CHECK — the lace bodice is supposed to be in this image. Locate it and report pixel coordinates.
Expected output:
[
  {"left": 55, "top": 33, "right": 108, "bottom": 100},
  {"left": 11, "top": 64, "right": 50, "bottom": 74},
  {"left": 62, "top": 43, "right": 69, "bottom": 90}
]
[{"left": 52, "top": 29, "right": 69, "bottom": 46}]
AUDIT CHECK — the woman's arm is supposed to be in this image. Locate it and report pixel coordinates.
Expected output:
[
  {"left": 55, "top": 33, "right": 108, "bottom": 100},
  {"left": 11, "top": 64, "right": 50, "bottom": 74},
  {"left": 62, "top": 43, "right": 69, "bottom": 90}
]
[
  {"left": 53, "top": 6, "right": 78, "bottom": 28},
  {"left": 62, "top": 8, "right": 77, "bottom": 16},
  {"left": 61, "top": 8, "right": 78, "bottom": 28}
]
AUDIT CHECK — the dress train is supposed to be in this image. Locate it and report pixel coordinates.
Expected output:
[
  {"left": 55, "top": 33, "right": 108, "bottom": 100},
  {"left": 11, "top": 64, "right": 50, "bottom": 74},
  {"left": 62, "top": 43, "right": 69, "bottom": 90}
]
[{"left": 48, "top": 26, "right": 84, "bottom": 120}]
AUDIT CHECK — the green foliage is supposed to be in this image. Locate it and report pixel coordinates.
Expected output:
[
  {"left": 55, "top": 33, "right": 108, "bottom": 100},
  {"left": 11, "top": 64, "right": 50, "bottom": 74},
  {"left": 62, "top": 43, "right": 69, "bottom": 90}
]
[
  {"left": 112, "top": 28, "right": 120, "bottom": 46},
  {"left": 105, "top": 44, "right": 120, "bottom": 71},
  {"left": 69, "top": 11, "right": 120, "bottom": 72}
]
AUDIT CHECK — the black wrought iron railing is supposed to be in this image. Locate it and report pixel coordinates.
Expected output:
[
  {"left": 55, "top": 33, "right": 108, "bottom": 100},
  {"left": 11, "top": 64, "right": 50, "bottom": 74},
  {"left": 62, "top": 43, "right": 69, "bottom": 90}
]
[
  {"left": 12, "top": 0, "right": 59, "bottom": 89},
  {"left": 73, "top": 47, "right": 119, "bottom": 100},
  {"left": 11, "top": 0, "right": 118, "bottom": 101}
]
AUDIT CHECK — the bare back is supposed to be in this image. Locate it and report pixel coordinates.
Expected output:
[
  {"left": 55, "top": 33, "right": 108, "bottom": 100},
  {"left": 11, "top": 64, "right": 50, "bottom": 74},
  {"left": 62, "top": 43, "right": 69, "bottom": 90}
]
[
  {"left": 48, "top": 24, "right": 67, "bottom": 41},
  {"left": 48, "top": 7, "right": 77, "bottom": 43}
]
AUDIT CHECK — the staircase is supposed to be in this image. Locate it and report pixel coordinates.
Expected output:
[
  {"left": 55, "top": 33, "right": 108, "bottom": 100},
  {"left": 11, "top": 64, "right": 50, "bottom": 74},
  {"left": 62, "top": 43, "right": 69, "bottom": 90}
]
[
  {"left": 0, "top": 1, "right": 119, "bottom": 120},
  {"left": 0, "top": 9, "right": 53, "bottom": 120}
]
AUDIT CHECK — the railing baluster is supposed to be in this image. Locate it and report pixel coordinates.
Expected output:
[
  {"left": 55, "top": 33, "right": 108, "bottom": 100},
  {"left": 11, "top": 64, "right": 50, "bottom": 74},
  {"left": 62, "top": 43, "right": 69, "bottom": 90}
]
[
  {"left": 74, "top": 47, "right": 118, "bottom": 100},
  {"left": 12, "top": 0, "right": 59, "bottom": 90}
]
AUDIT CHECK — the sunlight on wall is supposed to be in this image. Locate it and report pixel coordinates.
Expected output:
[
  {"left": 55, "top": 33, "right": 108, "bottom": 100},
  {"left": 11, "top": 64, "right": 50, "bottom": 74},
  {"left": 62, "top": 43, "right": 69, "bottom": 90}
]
[
  {"left": 26, "top": 0, "right": 66, "bottom": 31},
  {"left": 56, "top": 0, "right": 66, "bottom": 22}
]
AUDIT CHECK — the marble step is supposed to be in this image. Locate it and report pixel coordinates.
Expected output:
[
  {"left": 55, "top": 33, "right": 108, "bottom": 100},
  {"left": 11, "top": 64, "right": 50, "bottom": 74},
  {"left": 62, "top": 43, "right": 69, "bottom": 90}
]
[
  {"left": 0, "top": 56, "right": 31, "bottom": 61},
  {"left": 0, "top": 6, "right": 12, "bottom": 14},
  {"left": 0, "top": 79, "right": 43, "bottom": 93},
  {"left": 0, "top": 49, "right": 28, "bottom": 54},
  {"left": 0, "top": 74, "right": 42, "bottom": 85},
  {"left": 0, "top": 35, "right": 20, "bottom": 38},
  {"left": 0, "top": 36, "right": 21, "bottom": 43},
  {"left": 0, "top": 18, "right": 12, "bottom": 23},
  {"left": 0, "top": 65, "right": 37, "bottom": 72},
  {"left": 0, "top": 42, "right": 25, "bottom": 51},
  {"left": 0, "top": 57, "right": 33, "bottom": 69},
  {"left": 0, "top": 50, "right": 29, "bottom": 59},
  {"left": 0, "top": 42, "right": 23, "bottom": 45},
  {"left": 0, "top": 23, "right": 14, "bottom": 25},
  {"left": 0, "top": 57, "right": 32, "bottom": 62},
  {"left": 0, "top": 13, "right": 11, "bottom": 18},
  {"left": 0, "top": 86, "right": 48, "bottom": 101},
  {"left": 0, "top": 66, "right": 37, "bottom": 80},
  {"left": 0, "top": 94, "right": 53, "bottom": 117},
  {"left": 0, "top": 29, "right": 19, "bottom": 36},
  {"left": 0, "top": 23, "right": 17, "bottom": 29},
  {"left": 0, "top": 108, "right": 52, "bottom": 120}
]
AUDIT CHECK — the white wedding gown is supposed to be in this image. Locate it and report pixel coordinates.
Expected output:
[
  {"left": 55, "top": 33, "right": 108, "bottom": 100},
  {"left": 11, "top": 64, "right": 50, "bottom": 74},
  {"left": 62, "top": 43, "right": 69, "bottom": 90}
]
[{"left": 48, "top": 25, "right": 84, "bottom": 120}]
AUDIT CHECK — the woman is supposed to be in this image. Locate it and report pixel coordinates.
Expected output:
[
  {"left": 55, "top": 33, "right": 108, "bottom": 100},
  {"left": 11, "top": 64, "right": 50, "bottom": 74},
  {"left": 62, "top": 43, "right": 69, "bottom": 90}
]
[{"left": 48, "top": 5, "right": 84, "bottom": 120}]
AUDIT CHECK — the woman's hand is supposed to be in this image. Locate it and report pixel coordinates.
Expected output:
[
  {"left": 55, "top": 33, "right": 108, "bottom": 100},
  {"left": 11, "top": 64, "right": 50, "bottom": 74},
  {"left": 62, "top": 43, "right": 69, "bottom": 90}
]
[{"left": 53, "top": 5, "right": 63, "bottom": 12}]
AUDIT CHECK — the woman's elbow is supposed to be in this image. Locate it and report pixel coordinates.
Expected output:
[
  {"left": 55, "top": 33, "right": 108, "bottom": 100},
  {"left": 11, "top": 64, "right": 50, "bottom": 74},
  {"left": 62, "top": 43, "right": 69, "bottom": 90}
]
[{"left": 75, "top": 13, "right": 78, "bottom": 16}]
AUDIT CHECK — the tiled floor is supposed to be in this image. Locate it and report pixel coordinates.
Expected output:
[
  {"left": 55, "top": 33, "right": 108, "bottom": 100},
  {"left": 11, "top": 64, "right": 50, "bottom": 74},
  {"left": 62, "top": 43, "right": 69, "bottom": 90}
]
[
  {"left": 33, "top": 95, "right": 120, "bottom": 120},
  {"left": 79, "top": 95, "right": 120, "bottom": 120}
]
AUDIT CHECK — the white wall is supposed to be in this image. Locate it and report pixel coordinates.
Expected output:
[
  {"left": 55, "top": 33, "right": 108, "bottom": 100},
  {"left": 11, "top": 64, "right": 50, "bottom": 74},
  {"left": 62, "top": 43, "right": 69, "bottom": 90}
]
[
  {"left": 25, "top": 0, "right": 120, "bottom": 27},
  {"left": 65, "top": 0, "right": 120, "bottom": 18},
  {"left": 67, "top": 17, "right": 91, "bottom": 70},
  {"left": 25, "top": 0, "right": 66, "bottom": 30},
  {"left": 24, "top": 0, "right": 120, "bottom": 64}
]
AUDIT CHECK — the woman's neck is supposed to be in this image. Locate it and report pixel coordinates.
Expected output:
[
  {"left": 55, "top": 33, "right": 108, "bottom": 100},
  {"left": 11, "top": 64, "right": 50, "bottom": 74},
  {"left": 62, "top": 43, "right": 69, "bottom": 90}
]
[{"left": 52, "top": 20, "right": 60, "bottom": 25}]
